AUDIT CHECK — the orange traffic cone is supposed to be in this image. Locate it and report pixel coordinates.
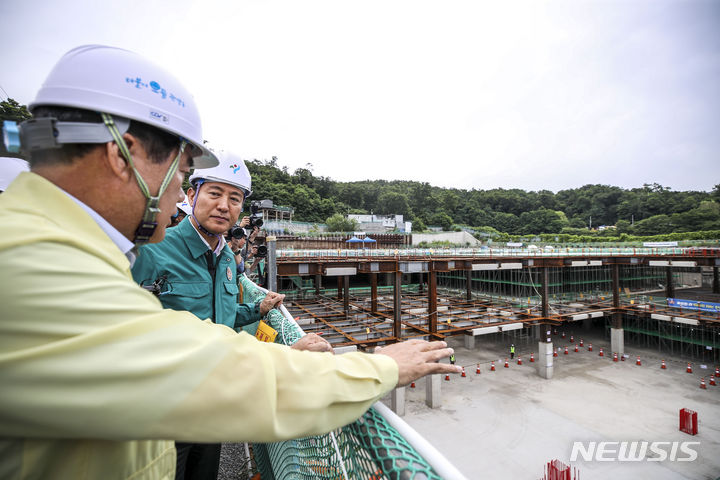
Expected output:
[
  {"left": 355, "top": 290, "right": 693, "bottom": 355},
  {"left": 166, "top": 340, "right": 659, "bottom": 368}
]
[
  {"left": 636, "top": 356, "right": 642, "bottom": 366},
  {"left": 574, "top": 344, "right": 579, "bottom": 353},
  {"left": 564, "top": 346, "right": 569, "bottom": 355},
  {"left": 504, "top": 358, "right": 509, "bottom": 368},
  {"left": 613, "top": 352, "right": 618, "bottom": 362},
  {"left": 517, "top": 357, "right": 523, "bottom": 365},
  {"left": 599, "top": 348, "right": 604, "bottom": 357},
  {"left": 687, "top": 363, "right": 693, "bottom": 373},
  {"left": 700, "top": 377, "right": 706, "bottom": 389},
  {"left": 445, "top": 373, "right": 450, "bottom": 381},
  {"left": 476, "top": 364, "right": 481, "bottom": 374},
  {"left": 530, "top": 353, "right": 535, "bottom": 362},
  {"left": 580, "top": 339, "right": 584, "bottom": 347},
  {"left": 710, "top": 376, "right": 717, "bottom": 386},
  {"left": 553, "top": 349, "right": 558, "bottom": 358},
  {"left": 661, "top": 359, "right": 667, "bottom": 369},
  {"left": 461, "top": 367, "right": 466, "bottom": 377},
  {"left": 588, "top": 343, "right": 593, "bottom": 352},
  {"left": 491, "top": 361, "right": 496, "bottom": 371},
  {"left": 410, "top": 382, "right": 416, "bottom": 388}
]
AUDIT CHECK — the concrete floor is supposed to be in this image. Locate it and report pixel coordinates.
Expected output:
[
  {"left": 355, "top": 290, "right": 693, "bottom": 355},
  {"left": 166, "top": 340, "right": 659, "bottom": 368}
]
[{"left": 385, "top": 326, "right": 720, "bottom": 480}]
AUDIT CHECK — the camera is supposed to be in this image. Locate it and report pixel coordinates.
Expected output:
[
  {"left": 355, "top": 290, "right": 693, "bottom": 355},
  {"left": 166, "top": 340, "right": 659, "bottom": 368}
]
[
  {"left": 255, "top": 245, "right": 267, "bottom": 258},
  {"left": 248, "top": 200, "right": 267, "bottom": 228},
  {"left": 228, "top": 225, "right": 246, "bottom": 239}
]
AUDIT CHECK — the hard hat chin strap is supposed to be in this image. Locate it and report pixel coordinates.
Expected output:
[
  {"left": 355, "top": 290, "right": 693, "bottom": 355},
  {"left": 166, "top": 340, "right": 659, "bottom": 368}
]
[{"left": 101, "top": 113, "right": 185, "bottom": 245}]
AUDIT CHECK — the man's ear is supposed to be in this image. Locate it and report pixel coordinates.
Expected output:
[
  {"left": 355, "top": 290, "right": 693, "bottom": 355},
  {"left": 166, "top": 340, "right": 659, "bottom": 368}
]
[
  {"left": 187, "top": 186, "right": 196, "bottom": 204},
  {"left": 104, "top": 134, "right": 139, "bottom": 182}
]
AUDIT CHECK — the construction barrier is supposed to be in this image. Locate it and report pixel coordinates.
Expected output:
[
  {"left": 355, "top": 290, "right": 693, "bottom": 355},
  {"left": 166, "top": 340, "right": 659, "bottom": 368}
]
[{"left": 679, "top": 408, "right": 698, "bottom": 435}]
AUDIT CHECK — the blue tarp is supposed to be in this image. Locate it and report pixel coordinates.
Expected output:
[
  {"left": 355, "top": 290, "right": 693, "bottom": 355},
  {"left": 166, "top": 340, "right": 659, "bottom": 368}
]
[
  {"left": 345, "top": 236, "right": 363, "bottom": 243},
  {"left": 363, "top": 237, "right": 377, "bottom": 243}
]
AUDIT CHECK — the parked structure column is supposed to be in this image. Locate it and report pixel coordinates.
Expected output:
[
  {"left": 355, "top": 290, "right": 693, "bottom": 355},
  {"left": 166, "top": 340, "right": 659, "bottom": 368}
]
[
  {"left": 611, "top": 263, "right": 624, "bottom": 356},
  {"left": 428, "top": 270, "right": 438, "bottom": 336},
  {"left": 314, "top": 274, "right": 321, "bottom": 296},
  {"left": 666, "top": 266, "right": 675, "bottom": 299},
  {"left": 714, "top": 267, "right": 719, "bottom": 294},
  {"left": 393, "top": 271, "right": 402, "bottom": 340},
  {"left": 466, "top": 269, "right": 473, "bottom": 301},
  {"left": 371, "top": 273, "right": 378, "bottom": 314},
  {"left": 343, "top": 275, "right": 350, "bottom": 318}
]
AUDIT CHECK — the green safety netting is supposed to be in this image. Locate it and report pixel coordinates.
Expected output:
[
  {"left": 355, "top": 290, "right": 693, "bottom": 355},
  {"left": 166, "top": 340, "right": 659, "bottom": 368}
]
[{"left": 239, "top": 275, "right": 442, "bottom": 480}]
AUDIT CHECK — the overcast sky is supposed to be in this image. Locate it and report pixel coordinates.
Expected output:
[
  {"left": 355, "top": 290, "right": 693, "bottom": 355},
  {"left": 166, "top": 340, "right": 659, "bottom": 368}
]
[{"left": 1, "top": 0, "right": 718, "bottom": 193}]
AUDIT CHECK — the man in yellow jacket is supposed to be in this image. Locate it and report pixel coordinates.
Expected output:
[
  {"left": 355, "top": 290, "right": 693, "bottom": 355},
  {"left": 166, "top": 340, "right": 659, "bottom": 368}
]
[{"left": 0, "top": 45, "right": 459, "bottom": 480}]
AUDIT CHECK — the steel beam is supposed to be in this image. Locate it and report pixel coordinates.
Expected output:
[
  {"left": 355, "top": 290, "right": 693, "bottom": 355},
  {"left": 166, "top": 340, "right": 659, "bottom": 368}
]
[
  {"left": 714, "top": 266, "right": 719, "bottom": 294},
  {"left": 393, "top": 271, "right": 402, "bottom": 340},
  {"left": 541, "top": 267, "right": 549, "bottom": 319},
  {"left": 466, "top": 269, "right": 472, "bottom": 301},
  {"left": 428, "top": 270, "right": 437, "bottom": 336},
  {"left": 612, "top": 263, "right": 621, "bottom": 329},
  {"left": 371, "top": 273, "right": 378, "bottom": 314},
  {"left": 665, "top": 266, "right": 675, "bottom": 299},
  {"left": 343, "top": 275, "right": 350, "bottom": 317}
]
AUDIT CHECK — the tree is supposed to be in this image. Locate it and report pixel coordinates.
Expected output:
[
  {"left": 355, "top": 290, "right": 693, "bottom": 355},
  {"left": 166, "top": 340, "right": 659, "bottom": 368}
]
[
  {"left": 325, "top": 213, "right": 357, "bottom": 232},
  {"left": 428, "top": 212, "right": 453, "bottom": 231},
  {"left": 1, "top": 98, "right": 32, "bottom": 158},
  {"left": 377, "top": 191, "right": 411, "bottom": 217}
]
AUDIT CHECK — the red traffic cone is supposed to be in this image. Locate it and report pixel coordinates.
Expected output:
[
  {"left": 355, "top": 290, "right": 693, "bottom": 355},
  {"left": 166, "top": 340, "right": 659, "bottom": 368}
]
[
  {"left": 530, "top": 353, "right": 535, "bottom": 362},
  {"left": 410, "top": 382, "right": 416, "bottom": 388},
  {"left": 700, "top": 377, "right": 706, "bottom": 389},
  {"left": 710, "top": 376, "right": 717, "bottom": 386},
  {"left": 574, "top": 344, "right": 579, "bottom": 353},
  {"left": 661, "top": 359, "right": 667, "bottom": 370},
  {"left": 580, "top": 339, "right": 584, "bottom": 347},
  {"left": 561, "top": 332, "right": 566, "bottom": 339},
  {"left": 715, "top": 366, "right": 719, "bottom": 377},
  {"left": 613, "top": 352, "right": 618, "bottom": 362},
  {"left": 517, "top": 357, "right": 523, "bottom": 365},
  {"left": 687, "top": 363, "right": 693, "bottom": 373},
  {"left": 461, "top": 367, "right": 466, "bottom": 377},
  {"left": 599, "top": 348, "right": 604, "bottom": 357},
  {"left": 570, "top": 335, "right": 574, "bottom": 343},
  {"left": 553, "top": 349, "right": 558, "bottom": 357},
  {"left": 621, "top": 353, "right": 626, "bottom": 361},
  {"left": 476, "top": 364, "right": 481, "bottom": 374},
  {"left": 553, "top": 329, "right": 558, "bottom": 335},
  {"left": 636, "top": 356, "right": 642, "bottom": 366},
  {"left": 491, "top": 361, "right": 496, "bottom": 371},
  {"left": 504, "top": 358, "right": 509, "bottom": 368},
  {"left": 564, "top": 346, "right": 569, "bottom": 355},
  {"left": 445, "top": 373, "right": 450, "bottom": 381},
  {"left": 588, "top": 343, "right": 593, "bottom": 352}
]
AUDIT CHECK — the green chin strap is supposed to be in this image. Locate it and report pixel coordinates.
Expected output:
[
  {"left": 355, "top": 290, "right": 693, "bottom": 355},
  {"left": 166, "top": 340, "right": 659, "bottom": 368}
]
[{"left": 101, "top": 112, "right": 187, "bottom": 245}]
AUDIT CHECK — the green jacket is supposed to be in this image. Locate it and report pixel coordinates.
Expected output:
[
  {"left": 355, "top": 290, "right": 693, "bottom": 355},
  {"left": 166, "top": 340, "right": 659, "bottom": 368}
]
[
  {"left": 132, "top": 217, "right": 260, "bottom": 334},
  {"left": 0, "top": 173, "right": 398, "bottom": 480}
]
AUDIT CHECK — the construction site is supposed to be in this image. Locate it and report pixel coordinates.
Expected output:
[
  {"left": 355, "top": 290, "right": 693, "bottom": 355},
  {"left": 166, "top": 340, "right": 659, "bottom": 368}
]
[{"left": 260, "top": 244, "right": 720, "bottom": 479}]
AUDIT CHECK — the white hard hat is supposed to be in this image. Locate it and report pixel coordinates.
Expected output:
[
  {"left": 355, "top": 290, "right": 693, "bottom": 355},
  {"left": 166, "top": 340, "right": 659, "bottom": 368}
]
[
  {"left": 176, "top": 194, "right": 192, "bottom": 216},
  {"left": 29, "top": 45, "right": 217, "bottom": 168},
  {"left": 189, "top": 150, "right": 252, "bottom": 198},
  {"left": 0, "top": 157, "right": 29, "bottom": 191}
]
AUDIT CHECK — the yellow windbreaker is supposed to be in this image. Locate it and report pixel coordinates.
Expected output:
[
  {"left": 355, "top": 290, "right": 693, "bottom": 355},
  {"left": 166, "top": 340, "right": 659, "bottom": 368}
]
[{"left": 0, "top": 173, "right": 398, "bottom": 479}]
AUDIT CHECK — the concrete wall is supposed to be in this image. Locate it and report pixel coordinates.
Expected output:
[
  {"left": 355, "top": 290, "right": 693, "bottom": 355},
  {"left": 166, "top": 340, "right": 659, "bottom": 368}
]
[{"left": 412, "top": 231, "right": 481, "bottom": 246}]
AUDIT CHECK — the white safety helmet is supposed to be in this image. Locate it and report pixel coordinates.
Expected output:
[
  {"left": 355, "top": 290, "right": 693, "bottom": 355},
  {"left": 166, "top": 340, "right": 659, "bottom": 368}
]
[
  {"left": 0, "top": 157, "right": 29, "bottom": 191},
  {"left": 189, "top": 150, "right": 252, "bottom": 198},
  {"left": 26, "top": 45, "right": 217, "bottom": 168},
  {"left": 176, "top": 194, "right": 192, "bottom": 216}
]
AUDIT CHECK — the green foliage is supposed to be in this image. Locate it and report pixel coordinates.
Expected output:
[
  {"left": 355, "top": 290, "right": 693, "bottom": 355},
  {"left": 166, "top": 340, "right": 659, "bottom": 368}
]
[
  {"left": 325, "top": 213, "right": 357, "bottom": 232},
  {"left": 229, "top": 158, "right": 716, "bottom": 237},
  {"left": 0, "top": 98, "right": 32, "bottom": 158}
]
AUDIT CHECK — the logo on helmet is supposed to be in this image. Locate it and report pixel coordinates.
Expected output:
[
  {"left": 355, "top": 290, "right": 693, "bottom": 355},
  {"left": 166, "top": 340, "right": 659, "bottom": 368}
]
[
  {"left": 150, "top": 110, "right": 170, "bottom": 123},
  {"left": 230, "top": 163, "right": 243, "bottom": 174}
]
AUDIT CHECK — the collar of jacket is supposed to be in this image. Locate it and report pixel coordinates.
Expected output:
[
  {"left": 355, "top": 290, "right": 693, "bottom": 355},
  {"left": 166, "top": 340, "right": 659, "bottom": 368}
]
[
  {"left": 0, "top": 172, "right": 132, "bottom": 276},
  {"left": 176, "top": 216, "right": 231, "bottom": 261}
]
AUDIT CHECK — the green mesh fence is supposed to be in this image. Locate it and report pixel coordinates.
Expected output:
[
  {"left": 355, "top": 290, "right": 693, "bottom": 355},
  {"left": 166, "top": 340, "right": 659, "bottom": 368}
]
[{"left": 239, "top": 275, "right": 443, "bottom": 480}]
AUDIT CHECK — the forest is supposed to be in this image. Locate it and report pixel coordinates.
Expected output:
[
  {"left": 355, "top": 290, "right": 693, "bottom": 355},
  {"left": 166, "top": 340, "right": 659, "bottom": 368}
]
[{"left": 246, "top": 157, "right": 720, "bottom": 237}]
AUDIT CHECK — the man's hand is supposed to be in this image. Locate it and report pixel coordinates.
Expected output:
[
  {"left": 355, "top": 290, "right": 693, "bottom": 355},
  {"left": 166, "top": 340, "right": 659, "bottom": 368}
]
[
  {"left": 238, "top": 216, "right": 250, "bottom": 228},
  {"left": 375, "top": 339, "right": 460, "bottom": 387},
  {"left": 291, "top": 333, "right": 334, "bottom": 353},
  {"left": 259, "top": 292, "right": 285, "bottom": 316}
]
